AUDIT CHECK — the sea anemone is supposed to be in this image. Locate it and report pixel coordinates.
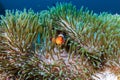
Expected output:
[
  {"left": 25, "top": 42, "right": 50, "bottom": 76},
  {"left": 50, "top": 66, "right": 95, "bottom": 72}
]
[
  {"left": 0, "top": 9, "right": 42, "bottom": 54},
  {"left": 49, "top": 3, "right": 120, "bottom": 68},
  {"left": 0, "top": 3, "right": 120, "bottom": 80}
]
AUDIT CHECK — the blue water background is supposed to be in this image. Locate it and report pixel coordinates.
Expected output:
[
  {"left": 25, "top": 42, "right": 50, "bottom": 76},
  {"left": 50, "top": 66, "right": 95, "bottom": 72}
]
[{"left": 0, "top": 0, "right": 120, "bottom": 15}]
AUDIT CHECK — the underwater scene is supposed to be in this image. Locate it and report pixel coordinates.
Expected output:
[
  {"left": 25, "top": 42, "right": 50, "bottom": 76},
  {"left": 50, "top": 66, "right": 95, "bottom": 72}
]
[{"left": 0, "top": 0, "right": 120, "bottom": 80}]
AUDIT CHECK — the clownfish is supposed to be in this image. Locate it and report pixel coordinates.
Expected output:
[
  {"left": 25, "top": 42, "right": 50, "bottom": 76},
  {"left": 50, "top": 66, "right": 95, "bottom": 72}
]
[{"left": 52, "top": 34, "right": 65, "bottom": 45}]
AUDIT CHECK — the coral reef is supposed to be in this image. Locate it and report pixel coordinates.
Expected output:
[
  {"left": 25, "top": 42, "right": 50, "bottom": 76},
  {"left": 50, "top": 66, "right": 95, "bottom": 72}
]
[{"left": 0, "top": 3, "right": 120, "bottom": 80}]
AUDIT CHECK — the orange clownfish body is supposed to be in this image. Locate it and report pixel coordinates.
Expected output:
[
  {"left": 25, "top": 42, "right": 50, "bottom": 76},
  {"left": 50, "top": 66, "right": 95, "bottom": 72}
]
[{"left": 52, "top": 34, "right": 65, "bottom": 45}]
